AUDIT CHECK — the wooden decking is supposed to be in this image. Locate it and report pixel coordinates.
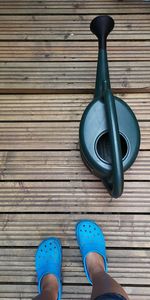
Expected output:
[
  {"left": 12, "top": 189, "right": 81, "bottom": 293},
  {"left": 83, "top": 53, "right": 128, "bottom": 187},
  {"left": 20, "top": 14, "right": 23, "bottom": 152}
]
[{"left": 0, "top": 1, "right": 149, "bottom": 299}]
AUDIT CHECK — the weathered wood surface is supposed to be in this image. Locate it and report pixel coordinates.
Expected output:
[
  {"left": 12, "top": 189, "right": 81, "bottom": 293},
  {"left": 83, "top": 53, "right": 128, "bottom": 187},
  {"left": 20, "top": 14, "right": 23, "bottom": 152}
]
[
  {"left": 0, "top": 150, "right": 149, "bottom": 180},
  {"left": 0, "top": 61, "right": 149, "bottom": 92},
  {"left": 0, "top": 15, "right": 149, "bottom": 92},
  {"left": 0, "top": 0, "right": 149, "bottom": 14},
  {"left": 0, "top": 15, "right": 149, "bottom": 41},
  {"left": 0, "top": 285, "right": 150, "bottom": 300},
  {"left": 0, "top": 93, "right": 149, "bottom": 121},
  {"left": 0, "top": 213, "right": 149, "bottom": 248},
  {"left": 0, "top": 248, "right": 149, "bottom": 285},
  {"left": 0, "top": 181, "right": 149, "bottom": 213},
  {"left": 0, "top": 121, "right": 148, "bottom": 150},
  {"left": 0, "top": 41, "right": 149, "bottom": 62},
  {"left": 0, "top": 0, "right": 149, "bottom": 298}
]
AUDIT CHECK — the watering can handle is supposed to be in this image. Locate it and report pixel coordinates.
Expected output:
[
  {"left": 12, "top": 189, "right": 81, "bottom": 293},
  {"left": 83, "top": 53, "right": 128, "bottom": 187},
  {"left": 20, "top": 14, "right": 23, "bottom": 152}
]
[
  {"left": 90, "top": 16, "right": 124, "bottom": 198},
  {"left": 102, "top": 82, "right": 124, "bottom": 198}
]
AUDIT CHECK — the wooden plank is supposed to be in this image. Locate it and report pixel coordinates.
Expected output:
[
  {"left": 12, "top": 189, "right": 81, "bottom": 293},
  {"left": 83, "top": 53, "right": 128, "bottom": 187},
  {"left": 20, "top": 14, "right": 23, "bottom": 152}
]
[
  {"left": 0, "top": 61, "right": 149, "bottom": 92},
  {"left": 0, "top": 2, "right": 149, "bottom": 299},
  {"left": 0, "top": 248, "right": 149, "bottom": 285},
  {"left": 0, "top": 15, "right": 149, "bottom": 41},
  {"left": 0, "top": 41, "right": 149, "bottom": 62},
  {"left": 0, "top": 284, "right": 149, "bottom": 300},
  {"left": 0, "top": 213, "right": 149, "bottom": 248},
  {"left": 0, "top": 150, "right": 149, "bottom": 180},
  {"left": 0, "top": 93, "right": 149, "bottom": 121},
  {"left": 0, "top": 0, "right": 149, "bottom": 14},
  {"left": 0, "top": 121, "right": 148, "bottom": 150},
  {"left": 0, "top": 181, "right": 149, "bottom": 213}
]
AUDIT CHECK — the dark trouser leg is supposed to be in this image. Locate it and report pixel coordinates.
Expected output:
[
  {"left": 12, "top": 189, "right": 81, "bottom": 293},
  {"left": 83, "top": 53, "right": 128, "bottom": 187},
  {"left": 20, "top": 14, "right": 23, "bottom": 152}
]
[
  {"left": 86, "top": 253, "right": 129, "bottom": 300},
  {"left": 91, "top": 271, "right": 130, "bottom": 300}
]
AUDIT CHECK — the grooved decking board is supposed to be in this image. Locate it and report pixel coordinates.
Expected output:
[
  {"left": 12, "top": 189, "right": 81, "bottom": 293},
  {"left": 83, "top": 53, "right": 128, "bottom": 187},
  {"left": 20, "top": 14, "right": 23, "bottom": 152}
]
[
  {"left": 0, "top": 61, "right": 149, "bottom": 92},
  {"left": 0, "top": 121, "right": 148, "bottom": 150},
  {"left": 0, "top": 0, "right": 149, "bottom": 14},
  {"left": 0, "top": 15, "right": 149, "bottom": 41},
  {"left": 0, "top": 213, "right": 150, "bottom": 248},
  {"left": 0, "top": 93, "right": 149, "bottom": 121},
  {"left": 0, "top": 181, "right": 149, "bottom": 213},
  {"left": 0, "top": 41, "right": 150, "bottom": 62},
  {"left": 0, "top": 150, "right": 148, "bottom": 180},
  {"left": 0, "top": 248, "right": 149, "bottom": 285},
  {"left": 0, "top": 1, "right": 149, "bottom": 298},
  {"left": 0, "top": 285, "right": 149, "bottom": 300}
]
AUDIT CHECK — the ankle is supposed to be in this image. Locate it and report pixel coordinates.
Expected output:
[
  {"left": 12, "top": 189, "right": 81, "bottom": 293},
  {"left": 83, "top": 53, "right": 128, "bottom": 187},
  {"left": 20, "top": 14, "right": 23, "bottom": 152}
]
[
  {"left": 41, "top": 274, "right": 58, "bottom": 296},
  {"left": 86, "top": 252, "right": 105, "bottom": 281}
]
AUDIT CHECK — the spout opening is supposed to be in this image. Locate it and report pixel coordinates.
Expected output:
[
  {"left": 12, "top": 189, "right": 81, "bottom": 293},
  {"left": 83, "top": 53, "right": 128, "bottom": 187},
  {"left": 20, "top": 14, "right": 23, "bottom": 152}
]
[{"left": 90, "top": 15, "right": 114, "bottom": 42}]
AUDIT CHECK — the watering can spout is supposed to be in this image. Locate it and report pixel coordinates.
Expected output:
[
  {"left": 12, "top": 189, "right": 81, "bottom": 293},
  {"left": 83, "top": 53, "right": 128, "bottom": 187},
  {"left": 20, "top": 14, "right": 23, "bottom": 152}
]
[
  {"left": 90, "top": 16, "right": 114, "bottom": 49},
  {"left": 91, "top": 16, "right": 124, "bottom": 198},
  {"left": 92, "top": 16, "right": 114, "bottom": 100}
]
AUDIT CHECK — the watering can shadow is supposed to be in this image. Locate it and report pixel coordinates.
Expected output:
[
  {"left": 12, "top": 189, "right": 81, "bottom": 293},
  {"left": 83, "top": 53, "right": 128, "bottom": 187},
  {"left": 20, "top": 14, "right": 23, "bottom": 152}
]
[{"left": 79, "top": 15, "right": 140, "bottom": 198}]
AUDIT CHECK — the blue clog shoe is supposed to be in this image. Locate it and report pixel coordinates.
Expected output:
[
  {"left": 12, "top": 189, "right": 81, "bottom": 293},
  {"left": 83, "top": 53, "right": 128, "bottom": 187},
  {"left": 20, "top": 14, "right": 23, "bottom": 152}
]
[
  {"left": 76, "top": 220, "right": 108, "bottom": 284},
  {"left": 35, "top": 238, "right": 62, "bottom": 300}
]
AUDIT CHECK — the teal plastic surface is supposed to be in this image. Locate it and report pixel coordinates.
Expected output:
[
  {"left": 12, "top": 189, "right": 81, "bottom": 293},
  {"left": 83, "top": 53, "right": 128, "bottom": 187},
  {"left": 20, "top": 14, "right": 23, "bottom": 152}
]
[{"left": 79, "top": 16, "right": 140, "bottom": 198}]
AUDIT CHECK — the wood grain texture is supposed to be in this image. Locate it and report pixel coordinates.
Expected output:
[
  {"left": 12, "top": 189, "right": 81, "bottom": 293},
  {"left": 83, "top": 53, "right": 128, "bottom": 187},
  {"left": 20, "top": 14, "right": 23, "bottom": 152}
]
[
  {"left": 0, "top": 15, "right": 149, "bottom": 41},
  {"left": 0, "top": 61, "right": 149, "bottom": 92},
  {"left": 0, "top": 150, "right": 149, "bottom": 180},
  {"left": 0, "top": 0, "right": 149, "bottom": 14},
  {"left": 0, "top": 181, "right": 149, "bottom": 213},
  {"left": 0, "top": 284, "right": 149, "bottom": 300},
  {"left": 0, "top": 93, "right": 149, "bottom": 121},
  {"left": 0, "top": 213, "right": 149, "bottom": 248},
  {"left": 0, "top": 0, "right": 149, "bottom": 297},
  {"left": 0, "top": 248, "right": 149, "bottom": 285},
  {"left": 0, "top": 41, "right": 149, "bottom": 62},
  {"left": 0, "top": 121, "right": 148, "bottom": 150}
]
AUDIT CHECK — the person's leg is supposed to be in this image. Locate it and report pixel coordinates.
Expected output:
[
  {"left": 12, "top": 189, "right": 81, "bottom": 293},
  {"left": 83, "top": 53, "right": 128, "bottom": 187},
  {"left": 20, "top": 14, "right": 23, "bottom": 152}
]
[
  {"left": 33, "top": 274, "right": 58, "bottom": 300},
  {"left": 76, "top": 220, "right": 130, "bottom": 300},
  {"left": 86, "top": 252, "right": 130, "bottom": 300}
]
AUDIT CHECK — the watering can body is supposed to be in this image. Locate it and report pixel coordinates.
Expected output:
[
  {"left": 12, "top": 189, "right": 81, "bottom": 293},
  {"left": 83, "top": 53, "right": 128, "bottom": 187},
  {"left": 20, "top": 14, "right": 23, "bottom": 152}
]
[
  {"left": 79, "top": 16, "right": 140, "bottom": 198},
  {"left": 80, "top": 96, "right": 140, "bottom": 177}
]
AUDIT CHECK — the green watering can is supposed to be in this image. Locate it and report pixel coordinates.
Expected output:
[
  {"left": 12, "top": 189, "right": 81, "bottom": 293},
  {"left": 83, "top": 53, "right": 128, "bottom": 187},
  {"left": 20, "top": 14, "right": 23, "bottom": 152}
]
[{"left": 79, "top": 15, "right": 140, "bottom": 198}]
